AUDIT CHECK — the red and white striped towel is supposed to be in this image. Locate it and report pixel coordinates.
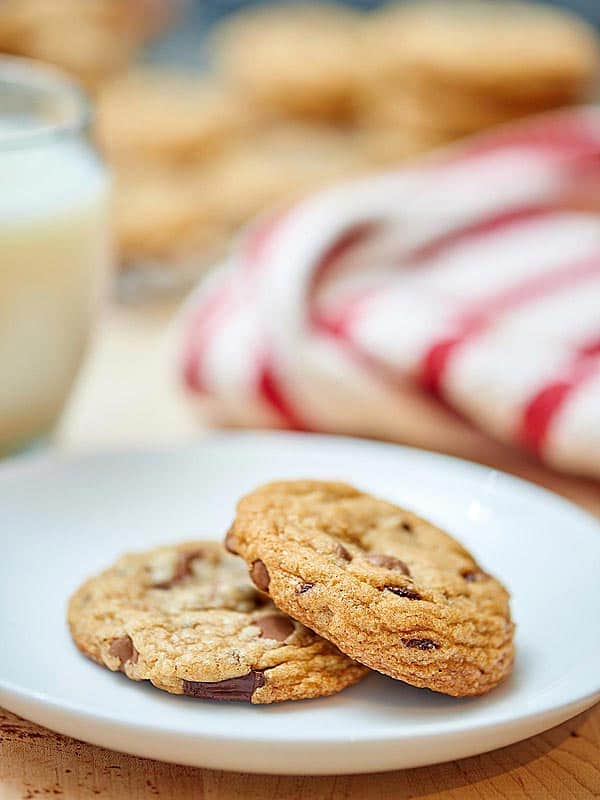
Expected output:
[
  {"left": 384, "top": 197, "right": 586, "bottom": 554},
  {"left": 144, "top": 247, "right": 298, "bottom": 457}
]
[{"left": 179, "top": 108, "right": 600, "bottom": 480}]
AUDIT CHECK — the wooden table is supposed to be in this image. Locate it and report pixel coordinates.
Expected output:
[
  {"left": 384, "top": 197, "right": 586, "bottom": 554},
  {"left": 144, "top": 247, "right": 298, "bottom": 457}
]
[{"left": 2, "top": 304, "right": 599, "bottom": 800}]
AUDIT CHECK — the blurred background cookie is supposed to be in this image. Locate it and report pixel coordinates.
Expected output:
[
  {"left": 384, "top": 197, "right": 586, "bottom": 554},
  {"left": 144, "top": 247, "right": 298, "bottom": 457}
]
[
  {"left": 95, "top": 69, "right": 256, "bottom": 162},
  {"left": 365, "top": 0, "right": 600, "bottom": 99},
  {"left": 359, "top": 0, "right": 600, "bottom": 151},
  {"left": 112, "top": 165, "right": 225, "bottom": 266},
  {"left": 0, "top": 0, "right": 178, "bottom": 89},
  {"left": 203, "top": 123, "right": 369, "bottom": 225},
  {"left": 3, "top": 0, "right": 597, "bottom": 294},
  {"left": 212, "top": 2, "right": 363, "bottom": 121},
  {"left": 359, "top": 124, "right": 450, "bottom": 164},
  {"left": 362, "top": 82, "right": 557, "bottom": 138}
]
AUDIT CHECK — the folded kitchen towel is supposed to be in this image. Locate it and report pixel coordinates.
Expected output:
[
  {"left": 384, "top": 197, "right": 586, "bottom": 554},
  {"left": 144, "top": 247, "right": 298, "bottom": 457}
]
[{"left": 179, "top": 108, "right": 600, "bottom": 480}]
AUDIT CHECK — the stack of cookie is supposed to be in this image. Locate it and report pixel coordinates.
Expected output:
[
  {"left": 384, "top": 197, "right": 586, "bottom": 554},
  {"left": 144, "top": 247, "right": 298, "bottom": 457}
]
[
  {"left": 68, "top": 481, "right": 514, "bottom": 703},
  {"left": 95, "top": 67, "right": 368, "bottom": 271},
  {"left": 360, "top": 0, "right": 600, "bottom": 159},
  {"left": 95, "top": 68, "right": 260, "bottom": 265},
  {"left": 19, "top": 0, "right": 594, "bottom": 284}
]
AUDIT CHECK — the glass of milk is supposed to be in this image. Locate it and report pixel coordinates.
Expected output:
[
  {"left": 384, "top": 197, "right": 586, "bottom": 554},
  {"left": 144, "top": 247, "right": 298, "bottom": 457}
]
[{"left": 0, "top": 57, "right": 111, "bottom": 455}]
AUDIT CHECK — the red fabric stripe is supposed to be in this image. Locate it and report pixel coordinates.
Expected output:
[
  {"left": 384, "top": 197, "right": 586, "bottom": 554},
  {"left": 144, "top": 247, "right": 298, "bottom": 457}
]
[
  {"left": 182, "top": 284, "right": 229, "bottom": 393},
  {"left": 317, "top": 204, "right": 561, "bottom": 340},
  {"left": 308, "top": 224, "right": 378, "bottom": 332},
  {"left": 312, "top": 223, "right": 377, "bottom": 285},
  {"left": 579, "top": 337, "right": 600, "bottom": 357},
  {"left": 257, "top": 357, "right": 309, "bottom": 431},
  {"left": 518, "top": 358, "right": 599, "bottom": 455},
  {"left": 419, "top": 252, "right": 600, "bottom": 396},
  {"left": 313, "top": 284, "right": 383, "bottom": 338},
  {"left": 519, "top": 383, "right": 574, "bottom": 455},
  {"left": 419, "top": 337, "right": 464, "bottom": 397},
  {"left": 407, "top": 204, "right": 558, "bottom": 265}
]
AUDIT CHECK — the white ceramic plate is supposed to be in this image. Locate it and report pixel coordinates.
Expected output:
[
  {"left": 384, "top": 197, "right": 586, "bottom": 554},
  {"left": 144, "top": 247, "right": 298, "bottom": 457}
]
[{"left": 1, "top": 432, "right": 599, "bottom": 775}]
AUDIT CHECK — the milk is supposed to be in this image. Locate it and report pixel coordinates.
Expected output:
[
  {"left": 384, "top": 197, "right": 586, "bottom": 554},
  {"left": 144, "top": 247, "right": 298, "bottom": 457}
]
[{"left": 0, "top": 133, "right": 111, "bottom": 452}]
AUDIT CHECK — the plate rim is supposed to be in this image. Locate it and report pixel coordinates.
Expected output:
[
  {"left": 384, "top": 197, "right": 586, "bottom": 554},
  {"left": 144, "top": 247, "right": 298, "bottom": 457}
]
[
  {"left": 2, "top": 429, "right": 599, "bottom": 525},
  {"left": 1, "top": 674, "right": 599, "bottom": 746}
]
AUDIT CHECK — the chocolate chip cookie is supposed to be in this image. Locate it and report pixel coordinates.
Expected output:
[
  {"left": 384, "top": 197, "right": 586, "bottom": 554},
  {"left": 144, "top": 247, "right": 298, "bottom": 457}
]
[
  {"left": 68, "top": 541, "right": 367, "bottom": 703},
  {"left": 228, "top": 481, "right": 514, "bottom": 696}
]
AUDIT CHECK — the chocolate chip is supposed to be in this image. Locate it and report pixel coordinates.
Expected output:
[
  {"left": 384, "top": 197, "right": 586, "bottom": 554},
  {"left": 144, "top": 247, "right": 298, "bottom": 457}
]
[
  {"left": 109, "top": 635, "right": 138, "bottom": 666},
  {"left": 182, "top": 670, "right": 265, "bottom": 701},
  {"left": 153, "top": 549, "right": 204, "bottom": 589},
  {"left": 401, "top": 521, "right": 413, "bottom": 532},
  {"left": 296, "top": 582, "right": 314, "bottom": 594},
  {"left": 335, "top": 543, "right": 352, "bottom": 561},
  {"left": 253, "top": 592, "right": 272, "bottom": 608},
  {"left": 173, "top": 549, "right": 203, "bottom": 582},
  {"left": 250, "top": 560, "right": 270, "bottom": 592},
  {"left": 224, "top": 526, "right": 238, "bottom": 555},
  {"left": 403, "top": 638, "right": 439, "bottom": 650},
  {"left": 385, "top": 585, "right": 421, "bottom": 600},
  {"left": 462, "top": 569, "right": 489, "bottom": 582},
  {"left": 253, "top": 614, "right": 295, "bottom": 642},
  {"left": 365, "top": 554, "right": 410, "bottom": 575}
]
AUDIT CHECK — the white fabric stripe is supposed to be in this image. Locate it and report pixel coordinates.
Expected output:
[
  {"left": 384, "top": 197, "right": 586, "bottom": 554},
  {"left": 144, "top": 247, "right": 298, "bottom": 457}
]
[
  {"left": 351, "top": 227, "right": 600, "bottom": 371},
  {"left": 545, "top": 367, "right": 600, "bottom": 475},
  {"left": 445, "top": 338, "right": 578, "bottom": 441}
]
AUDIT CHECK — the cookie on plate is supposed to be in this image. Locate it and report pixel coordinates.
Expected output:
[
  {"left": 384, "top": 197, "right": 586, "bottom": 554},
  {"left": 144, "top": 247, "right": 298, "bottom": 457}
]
[
  {"left": 228, "top": 481, "right": 514, "bottom": 697},
  {"left": 68, "top": 541, "right": 367, "bottom": 703}
]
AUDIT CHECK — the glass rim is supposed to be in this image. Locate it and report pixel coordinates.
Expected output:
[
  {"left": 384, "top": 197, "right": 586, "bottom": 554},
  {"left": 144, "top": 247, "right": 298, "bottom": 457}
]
[{"left": 0, "top": 55, "right": 92, "bottom": 150}]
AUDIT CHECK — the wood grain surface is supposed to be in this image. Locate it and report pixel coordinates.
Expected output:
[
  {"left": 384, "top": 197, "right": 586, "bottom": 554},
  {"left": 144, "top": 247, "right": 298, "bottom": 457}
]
[
  {"left": 1, "top": 707, "right": 599, "bottom": 799},
  {"left": 2, "top": 303, "right": 599, "bottom": 799}
]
